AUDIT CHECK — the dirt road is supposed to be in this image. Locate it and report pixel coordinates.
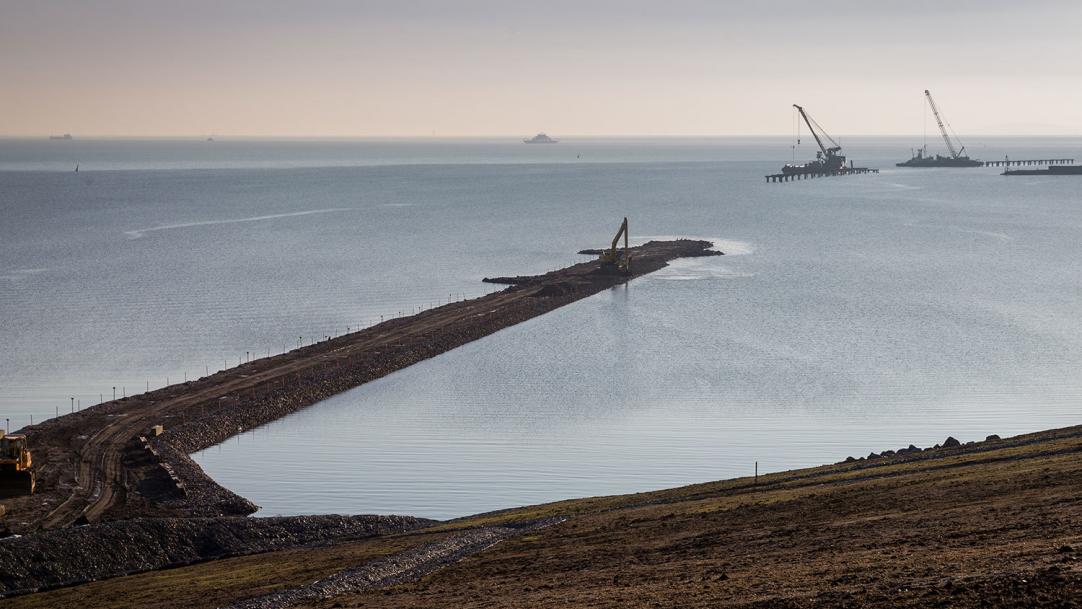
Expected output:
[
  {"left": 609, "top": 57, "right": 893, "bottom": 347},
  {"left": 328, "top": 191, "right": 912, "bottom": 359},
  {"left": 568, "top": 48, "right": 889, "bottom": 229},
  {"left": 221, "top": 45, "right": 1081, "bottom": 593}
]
[{"left": 225, "top": 519, "right": 564, "bottom": 609}]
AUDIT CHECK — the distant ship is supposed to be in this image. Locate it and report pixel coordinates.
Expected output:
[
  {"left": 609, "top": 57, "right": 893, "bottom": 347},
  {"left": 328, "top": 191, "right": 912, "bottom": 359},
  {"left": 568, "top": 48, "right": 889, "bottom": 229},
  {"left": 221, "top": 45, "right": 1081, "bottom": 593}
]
[
  {"left": 524, "top": 133, "right": 558, "bottom": 144},
  {"left": 49, "top": 134, "right": 73, "bottom": 140},
  {"left": 897, "top": 90, "right": 981, "bottom": 168}
]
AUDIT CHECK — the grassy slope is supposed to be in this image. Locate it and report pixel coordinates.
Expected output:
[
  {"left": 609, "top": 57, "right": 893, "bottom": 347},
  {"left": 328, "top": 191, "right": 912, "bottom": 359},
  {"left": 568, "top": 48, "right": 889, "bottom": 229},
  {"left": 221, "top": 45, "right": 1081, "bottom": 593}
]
[
  {"left": 301, "top": 426, "right": 1082, "bottom": 608},
  {"left": 8, "top": 426, "right": 1082, "bottom": 609},
  {"left": 2, "top": 532, "right": 444, "bottom": 609}
]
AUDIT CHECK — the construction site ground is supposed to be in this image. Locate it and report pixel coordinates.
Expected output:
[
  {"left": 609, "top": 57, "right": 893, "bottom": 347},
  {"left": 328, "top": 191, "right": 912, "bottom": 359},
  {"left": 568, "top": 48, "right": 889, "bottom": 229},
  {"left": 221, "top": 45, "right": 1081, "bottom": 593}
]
[{"left": 5, "top": 424, "right": 1080, "bottom": 608}]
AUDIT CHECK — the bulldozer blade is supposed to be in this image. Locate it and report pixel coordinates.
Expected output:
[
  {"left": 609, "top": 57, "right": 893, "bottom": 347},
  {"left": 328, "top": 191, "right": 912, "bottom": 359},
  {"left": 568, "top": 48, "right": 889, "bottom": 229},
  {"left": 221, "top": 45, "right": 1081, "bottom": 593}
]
[{"left": 0, "top": 471, "right": 34, "bottom": 497}]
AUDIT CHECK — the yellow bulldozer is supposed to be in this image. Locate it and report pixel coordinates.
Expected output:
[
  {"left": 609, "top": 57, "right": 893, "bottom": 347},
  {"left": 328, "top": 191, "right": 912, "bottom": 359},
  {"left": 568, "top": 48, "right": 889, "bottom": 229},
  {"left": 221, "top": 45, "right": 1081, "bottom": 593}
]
[
  {"left": 599, "top": 217, "right": 632, "bottom": 274},
  {"left": 0, "top": 431, "right": 35, "bottom": 496}
]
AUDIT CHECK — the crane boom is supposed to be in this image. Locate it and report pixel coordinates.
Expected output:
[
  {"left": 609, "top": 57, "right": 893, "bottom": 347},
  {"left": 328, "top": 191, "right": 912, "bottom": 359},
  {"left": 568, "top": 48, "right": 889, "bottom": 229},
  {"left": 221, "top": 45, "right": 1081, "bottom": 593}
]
[
  {"left": 924, "top": 90, "right": 964, "bottom": 159},
  {"left": 598, "top": 217, "right": 631, "bottom": 274},
  {"left": 784, "top": 104, "right": 847, "bottom": 175},
  {"left": 793, "top": 105, "right": 841, "bottom": 157},
  {"left": 794, "top": 105, "right": 825, "bottom": 157}
]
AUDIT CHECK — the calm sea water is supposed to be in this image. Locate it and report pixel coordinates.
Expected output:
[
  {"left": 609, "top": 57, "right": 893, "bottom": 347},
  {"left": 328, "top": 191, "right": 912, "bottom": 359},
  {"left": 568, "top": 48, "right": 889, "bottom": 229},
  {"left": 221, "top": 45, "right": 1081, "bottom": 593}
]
[{"left": 2, "top": 137, "right": 1080, "bottom": 519}]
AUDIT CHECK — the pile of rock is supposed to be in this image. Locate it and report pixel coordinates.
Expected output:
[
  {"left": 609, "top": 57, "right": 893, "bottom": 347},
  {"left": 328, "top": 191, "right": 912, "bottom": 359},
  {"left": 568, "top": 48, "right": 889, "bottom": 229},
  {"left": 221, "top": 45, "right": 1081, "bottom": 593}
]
[{"left": 841, "top": 434, "right": 1003, "bottom": 464}]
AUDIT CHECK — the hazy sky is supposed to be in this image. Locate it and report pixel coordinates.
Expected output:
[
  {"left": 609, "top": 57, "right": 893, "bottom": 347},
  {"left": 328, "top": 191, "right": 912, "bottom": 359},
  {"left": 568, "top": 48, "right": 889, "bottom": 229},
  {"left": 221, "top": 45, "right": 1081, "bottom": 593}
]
[{"left": 2, "top": 0, "right": 1080, "bottom": 137}]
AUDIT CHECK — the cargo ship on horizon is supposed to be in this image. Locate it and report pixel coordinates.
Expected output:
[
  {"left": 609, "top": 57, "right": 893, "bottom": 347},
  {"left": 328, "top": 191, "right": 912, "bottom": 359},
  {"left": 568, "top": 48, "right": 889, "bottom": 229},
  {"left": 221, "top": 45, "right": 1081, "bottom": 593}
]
[{"left": 524, "top": 132, "right": 558, "bottom": 144}]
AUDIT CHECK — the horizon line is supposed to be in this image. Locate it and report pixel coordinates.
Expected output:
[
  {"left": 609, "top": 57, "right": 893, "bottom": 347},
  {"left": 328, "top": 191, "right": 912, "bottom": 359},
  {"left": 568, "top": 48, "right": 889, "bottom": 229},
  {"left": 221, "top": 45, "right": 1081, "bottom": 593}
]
[{"left": 4, "top": 133, "right": 1082, "bottom": 140}]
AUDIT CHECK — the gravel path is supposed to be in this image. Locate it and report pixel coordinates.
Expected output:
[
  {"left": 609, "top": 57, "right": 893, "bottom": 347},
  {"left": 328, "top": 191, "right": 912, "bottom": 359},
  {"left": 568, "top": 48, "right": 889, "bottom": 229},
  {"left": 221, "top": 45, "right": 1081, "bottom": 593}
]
[{"left": 224, "top": 518, "right": 565, "bottom": 609}]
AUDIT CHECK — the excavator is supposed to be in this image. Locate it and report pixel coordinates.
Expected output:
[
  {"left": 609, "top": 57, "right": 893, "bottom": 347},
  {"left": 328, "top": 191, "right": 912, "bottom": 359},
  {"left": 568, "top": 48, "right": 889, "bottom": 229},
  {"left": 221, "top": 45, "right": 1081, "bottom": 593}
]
[
  {"left": 598, "top": 217, "right": 632, "bottom": 274},
  {"left": 0, "top": 431, "right": 35, "bottom": 496}
]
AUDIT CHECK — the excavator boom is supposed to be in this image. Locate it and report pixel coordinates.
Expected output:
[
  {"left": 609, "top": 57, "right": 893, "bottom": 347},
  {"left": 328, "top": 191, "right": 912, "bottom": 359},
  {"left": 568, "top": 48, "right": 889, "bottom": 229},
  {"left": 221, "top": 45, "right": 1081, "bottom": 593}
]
[
  {"left": 599, "top": 217, "right": 631, "bottom": 274},
  {"left": 794, "top": 104, "right": 841, "bottom": 156},
  {"left": 610, "top": 217, "right": 628, "bottom": 259}
]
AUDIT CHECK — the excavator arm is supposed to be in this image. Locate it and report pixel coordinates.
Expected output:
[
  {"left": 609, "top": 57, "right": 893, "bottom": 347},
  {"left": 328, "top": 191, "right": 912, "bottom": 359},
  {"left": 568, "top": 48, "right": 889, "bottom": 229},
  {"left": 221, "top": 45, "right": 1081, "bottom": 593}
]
[
  {"left": 609, "top": 217, "right": 628, "bottom": 261},
  {"left": 599, "top": 217, "right": 631, "bottom": 274}
]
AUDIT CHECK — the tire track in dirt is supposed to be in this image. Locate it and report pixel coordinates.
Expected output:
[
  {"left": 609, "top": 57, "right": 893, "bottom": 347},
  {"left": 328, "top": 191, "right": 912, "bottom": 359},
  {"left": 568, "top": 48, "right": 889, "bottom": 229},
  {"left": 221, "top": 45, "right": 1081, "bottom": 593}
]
[{"left": 224, "top": 519, "right": 566, "bottom": 609}]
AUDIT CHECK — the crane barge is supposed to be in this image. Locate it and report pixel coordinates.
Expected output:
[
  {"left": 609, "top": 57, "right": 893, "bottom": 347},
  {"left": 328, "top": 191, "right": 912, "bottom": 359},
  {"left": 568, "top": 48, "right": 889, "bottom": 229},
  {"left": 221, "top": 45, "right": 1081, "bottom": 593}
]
[
  {"left": 783, "top": 105, "right": 848, "bottom": 174},
  {"left": 897, "top": 90, "right": 982, "bottom": 167},
  {"left": 765, "top": 105, "right": 878, "bottom": 183}
]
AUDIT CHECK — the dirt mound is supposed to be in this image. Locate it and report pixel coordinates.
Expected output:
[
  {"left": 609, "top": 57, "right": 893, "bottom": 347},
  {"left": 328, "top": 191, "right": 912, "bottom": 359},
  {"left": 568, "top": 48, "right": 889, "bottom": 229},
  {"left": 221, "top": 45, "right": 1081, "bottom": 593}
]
[{"left": 531, "top": 282, "right": 578, "bottom": 298}]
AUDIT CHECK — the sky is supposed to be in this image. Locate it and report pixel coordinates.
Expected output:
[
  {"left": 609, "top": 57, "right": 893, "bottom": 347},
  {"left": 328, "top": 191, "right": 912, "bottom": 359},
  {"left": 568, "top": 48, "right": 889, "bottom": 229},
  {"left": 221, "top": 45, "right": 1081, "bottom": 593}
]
[{"left": 2, "top": 0, "right": 1081, "bottom": 137}]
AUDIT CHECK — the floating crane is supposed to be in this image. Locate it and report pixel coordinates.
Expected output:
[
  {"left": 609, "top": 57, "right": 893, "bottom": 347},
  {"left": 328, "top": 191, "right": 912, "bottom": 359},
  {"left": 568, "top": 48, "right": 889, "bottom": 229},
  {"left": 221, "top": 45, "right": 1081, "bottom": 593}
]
[
  {"left": 896, "top": 90, "right": 981, "bottom": 167},
  {"left": 766, "top": 104, "right": 877, "bottom": 182},
  {"left": 783, "top": 105, "right": 847, "bottom": 175}
]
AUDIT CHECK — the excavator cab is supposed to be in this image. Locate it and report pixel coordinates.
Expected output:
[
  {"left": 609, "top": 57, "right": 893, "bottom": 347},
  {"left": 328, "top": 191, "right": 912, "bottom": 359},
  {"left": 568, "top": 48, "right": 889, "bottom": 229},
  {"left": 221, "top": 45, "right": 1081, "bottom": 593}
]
[
  {"left": 598, "top": 217, "right": 632, "bottom": 274},
  {"left": 0, "top": 432, "right": 35, "bottom": 496}
]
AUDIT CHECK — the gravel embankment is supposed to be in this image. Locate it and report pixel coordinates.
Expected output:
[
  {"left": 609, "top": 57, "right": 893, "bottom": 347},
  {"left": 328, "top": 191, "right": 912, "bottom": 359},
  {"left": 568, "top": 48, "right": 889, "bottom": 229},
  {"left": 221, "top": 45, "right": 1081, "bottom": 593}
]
[{"left": 0, "top": 514, "right": 434, "bottom": 597}]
